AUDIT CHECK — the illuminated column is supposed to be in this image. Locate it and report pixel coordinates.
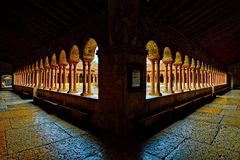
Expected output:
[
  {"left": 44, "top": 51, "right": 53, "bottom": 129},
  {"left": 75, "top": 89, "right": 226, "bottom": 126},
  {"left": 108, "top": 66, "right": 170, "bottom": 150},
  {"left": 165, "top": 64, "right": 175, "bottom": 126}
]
[
  {"left": 73, "top": 64, "right": 77, "bottom": 93},
  {"left": 190, "top": 58, "right": 196, "bottom": 90},
  {"left": 87, "top": 62, "right": 92, "bottom": 95},
  {"left": 35, "top": 61, "right": 39, "bottom": 87},
  {"left": 200, "top": 62, "right": 204, "bottom": 87},
  {"left": 68, "top": 45, "right": 80, "bottom": 94},
  {"left": 50, "top": 53, "right": 58, "bottom": 90},
  {"left": 204, "top": 64, "right": 208, "bottom": 87},
  {"left": 150, "top": 60, "right": 156, "bottom": 95},
  {"left": 58, "top": 50, "right": 68, "bottom": 92},
  {"left": 174, "top": 65, "right": 178, "bottom": 91},
  {"left": 31, "top": 64, "right": 35, "bottom": 87},
  {"left": 183, "top": 55, "right": 190, "bottom": 91},
  {"left": 63, "top": 66, "right": 67, "bottom": 91},
  {"left": 54, "top": 67, "right": 58, "bottom": 90},
  {"left": 58, "top": 66, "right": 63, "bottom": 91},
  {"left": 39, "top": 59, "right": 44, "bottom": 88},
  {"left": 44, "top": 56, "right": 50, "bottom": 89},
  {"left": 28, "top": 65, "right": 32, "bottom": 86},
  {"left": 196, "top": 60, "right": 200, "bottom": 89},
  {"left": 68, "top": 63, "right": 73, "bottom": 93},
  {"left": 182, "top": 67, "right": 185, "bottom": 90},
  {"left": 81, "top": 61, "right": 87, "bottom": 95},
  {"left": 146, "top": 41, "right": 161, "bottom": 96},
  {"left": 162, "top": 47, "right": 173, "bottom": 93}
]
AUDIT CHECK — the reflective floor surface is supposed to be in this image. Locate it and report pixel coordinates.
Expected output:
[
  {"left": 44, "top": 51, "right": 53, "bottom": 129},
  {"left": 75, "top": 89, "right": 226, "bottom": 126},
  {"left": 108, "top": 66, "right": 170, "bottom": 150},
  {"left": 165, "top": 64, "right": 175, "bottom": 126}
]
[{"left": 0, "top": 90, "right": 240, "bottom": 159}]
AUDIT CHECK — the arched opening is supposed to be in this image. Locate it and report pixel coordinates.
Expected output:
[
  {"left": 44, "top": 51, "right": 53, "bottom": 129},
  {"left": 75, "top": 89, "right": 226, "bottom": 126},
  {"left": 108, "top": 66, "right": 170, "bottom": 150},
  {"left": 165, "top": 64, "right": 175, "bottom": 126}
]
[{"left": 1, "top": 75, "right": 12, "bottom": 89}]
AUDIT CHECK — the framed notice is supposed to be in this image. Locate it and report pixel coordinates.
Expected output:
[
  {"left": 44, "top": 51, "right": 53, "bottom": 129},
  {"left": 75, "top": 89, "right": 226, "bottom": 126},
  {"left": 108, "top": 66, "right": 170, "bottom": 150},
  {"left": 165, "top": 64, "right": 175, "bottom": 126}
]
[{"left": 127, "top": 63, "right": 143, "bottom": 91}]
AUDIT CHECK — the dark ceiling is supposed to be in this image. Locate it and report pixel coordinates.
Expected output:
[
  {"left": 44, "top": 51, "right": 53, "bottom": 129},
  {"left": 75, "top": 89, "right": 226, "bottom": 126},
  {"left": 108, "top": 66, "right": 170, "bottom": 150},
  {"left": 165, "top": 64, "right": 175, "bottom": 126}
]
[{"left": 0, "top": 0, "right": 240, "bottom": 67}]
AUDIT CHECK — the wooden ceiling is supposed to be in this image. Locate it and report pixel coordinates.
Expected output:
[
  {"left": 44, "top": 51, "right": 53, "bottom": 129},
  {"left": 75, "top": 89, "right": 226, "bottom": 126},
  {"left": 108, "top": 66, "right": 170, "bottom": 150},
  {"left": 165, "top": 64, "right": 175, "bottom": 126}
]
[
  {"left": 141, "top": 0, "right": 240, "bottom": 65},
  {"left": 1, "top": 0, "right": 240, "bottom": 66}
]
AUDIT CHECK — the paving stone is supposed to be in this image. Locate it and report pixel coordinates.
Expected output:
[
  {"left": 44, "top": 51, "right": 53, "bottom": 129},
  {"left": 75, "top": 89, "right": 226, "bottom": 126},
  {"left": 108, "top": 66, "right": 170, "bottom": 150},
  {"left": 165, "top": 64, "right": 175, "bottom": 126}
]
[
  {"left": 187, "top": 111, "right": 223, "bottom": 124},
  {"left": 220, "top": 109, "right": 240, "bottom": 117},
  {"left": 203, "top": 103, "right": 238, "bottom": 110},
  {"left": 165, "top": 139, "right": 240, "bottom": 160},
  {"left": 221, "top": 116, "right": 240, "bottom": 128},
  {"left": 212, "top": 125, "right": 240, "bottom": 152},
  {"left": 163, "top": 119, "right": 219, "bottom": 144},
  {"left": 212, "top": 97, "right": 240, "bottom": 105},
  {"left": 141, "top": 132, "right": 185, "bottom": 159},
  {"left": 5, "top": 122, "right": 70, "bottom": 154},
  {"left": 0, "top": 131, "right": 6, "bottom": 156},
  {"left": 0, "top": 110, "right": 33, "bottom": 120},
  {"left": 0, "top": 119, "right": 11, "bottom": 131},
  {"left": 197, "top": 107, "right": 223, "bottom": 114}
]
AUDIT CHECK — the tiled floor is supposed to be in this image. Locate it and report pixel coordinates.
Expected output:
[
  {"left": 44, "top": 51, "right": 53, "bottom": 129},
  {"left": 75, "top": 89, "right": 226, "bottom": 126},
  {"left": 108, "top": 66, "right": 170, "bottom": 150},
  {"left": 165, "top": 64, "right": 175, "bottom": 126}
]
[{"left": 0, "top": 90, "right": 240, "bottom": 160}]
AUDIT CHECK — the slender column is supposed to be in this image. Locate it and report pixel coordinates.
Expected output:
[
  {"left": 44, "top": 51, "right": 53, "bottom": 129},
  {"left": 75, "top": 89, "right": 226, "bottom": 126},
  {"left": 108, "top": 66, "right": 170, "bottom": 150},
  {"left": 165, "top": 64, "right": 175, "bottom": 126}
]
[
  {"left": 87, "top": 62, "right": 92, "bottom": 95},
  {"left": 58, "top": 66, "right": 63, "bottom": 91},
  {"left": 35, "top": 70, "right": 38, "bottom": 87},
  {"left": 169, "top": 64, "right": 173, "bottom": 93},
  {"left": 48, "top": 68, "right": 51, "bottom": 89},
  {"left": 164, "top": 64, "right": 169, "bottom": 92},
  {"left": 204, "top": 70, "right": 207, "bottom": 87},
  {"left": 192, "top": 68, "right": 196, "bottom": 89},
  {"left": 156, "top": 60, "right": 161, "bottom": 96},
  {"left": 186, "top": 67, "right": 190, "bottom": 90},
  {"left": 197, "top": 69, "right": 200, "bottom": 88},
  {"left": 81, "top": 61, "right": 87, "bottom": 95},
  {"left": 182, "top": 67, "right": 185, "bottom": 90},
  {"left": 63, "top": 66, "right": 66, "bottom": 91},
  {"left": 174, "top": 65, "right": 178, "bottom": 91},
  {"left": 50, "top": 67, "right": 54, "bottom": 90},
  {"left": 201, "top": 70, "right": 204, "bottom": 87},
  {"left": 54, "top": 67, "right": 58, "bottom": 90},
  {"left": 179, "top": 65, "right": 183, "bottom": 92},
  {"left": 43, "top": 69, "right": 47, "bottom": 89},
  {"left": 39, "top": 70, "right": 42, "bottom": 88},
  {"left": 33, "top": 70, "right": 35, "bottom": 86},
  {"left": 73, "top": 64, "right": 77, "bottom": 93},
  {"left": 68, "top": 64, "right": 73, "bottom": 93},
  {"left": 150, "top": 60, "right": 155, "bottom": 95}
]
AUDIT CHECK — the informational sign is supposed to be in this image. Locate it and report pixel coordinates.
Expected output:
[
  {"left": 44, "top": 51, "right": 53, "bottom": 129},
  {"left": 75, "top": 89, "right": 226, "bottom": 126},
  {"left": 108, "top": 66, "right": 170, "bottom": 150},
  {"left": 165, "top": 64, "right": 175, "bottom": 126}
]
[
  {"left": 127, "top": 63, "right": 143, "bottom": 92},
  {"left": 132, "top": 69, "right": 141, "bottom": 87}
]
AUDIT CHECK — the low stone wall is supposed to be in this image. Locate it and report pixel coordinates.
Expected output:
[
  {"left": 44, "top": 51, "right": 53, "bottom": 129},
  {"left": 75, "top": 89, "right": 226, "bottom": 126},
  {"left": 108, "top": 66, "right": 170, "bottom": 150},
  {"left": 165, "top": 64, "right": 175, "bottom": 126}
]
[
  {"left": 137, "top": 85, "right": 228, "bottom": 131},
  {"left": 35, "top": 89, "right": 99, "bottom": 113},
  {"left": 13, "top": 85, "right": 34, "bottom": 98}
]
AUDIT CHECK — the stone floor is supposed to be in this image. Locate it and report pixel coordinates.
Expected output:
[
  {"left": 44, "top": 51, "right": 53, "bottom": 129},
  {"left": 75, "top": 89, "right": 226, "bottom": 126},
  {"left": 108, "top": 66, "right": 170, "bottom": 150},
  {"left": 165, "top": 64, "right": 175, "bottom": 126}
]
[{"left": 0, "top": 90, "right": 240, "bottom": 160}]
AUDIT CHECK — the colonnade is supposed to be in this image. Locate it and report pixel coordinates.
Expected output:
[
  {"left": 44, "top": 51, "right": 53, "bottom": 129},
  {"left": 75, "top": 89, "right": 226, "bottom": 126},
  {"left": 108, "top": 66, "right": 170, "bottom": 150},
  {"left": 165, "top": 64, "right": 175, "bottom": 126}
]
[
  {"left": 146, "top": 41, "right": 227, "bottom": 95},
  {"left": 13, "top": 38, "right": 99, "bottom": 96}
]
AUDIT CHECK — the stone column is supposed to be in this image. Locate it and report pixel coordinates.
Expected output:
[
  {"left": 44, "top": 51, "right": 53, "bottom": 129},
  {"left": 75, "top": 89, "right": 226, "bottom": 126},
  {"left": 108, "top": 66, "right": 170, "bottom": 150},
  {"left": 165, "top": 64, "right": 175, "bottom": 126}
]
[
  {"left": 174, "top": 65, "right": 178, "bottom": 91},
  {"left": 50, "top": 67, "right": 54, "bottom": 90},
  {"left": 73, "top": 64, "right": 77, "bottom": 93},
  {"left": 81, "top": 61, "right": 87, "bottom": 96},
  {"left": 186, "top": 67, "right": 190, "bottom": 91},
  {"left": 179, "top": 65, "right": 183, "bottom": 92},
  {"left": 35, "top": 69, "right": 38, "bottom": 87},
  {"left": 169, "top": 63, "right": 173, "bottom": 93},
  {"left": 87, "top": 62, "right": 92, "bottom": 95},
  {"left": 182, "top": 67, "right": 185, "bottom": 90},
  {"left": 150, "top": 60, "right": 155, "bottom": 95},
  {"left": 164, "top": 64, "right": 169, "bottom": 92},
  {"left": 48, "top": 68, "right": 51, "bottom": 89},
  {"left": 156, "top": 60, "right": 161, "bottom": 96},
  {"left": 54, "top": 67, "right": 58, "bottom": 90},
  {"left": 68, "top": 64, "right": 73, "bottom": 93},
  {"left": 63, "top": 66, "right": 66, "bottom": 91},
  {"left": 58, "top": 66, "right": 63, "bottom": 91}
]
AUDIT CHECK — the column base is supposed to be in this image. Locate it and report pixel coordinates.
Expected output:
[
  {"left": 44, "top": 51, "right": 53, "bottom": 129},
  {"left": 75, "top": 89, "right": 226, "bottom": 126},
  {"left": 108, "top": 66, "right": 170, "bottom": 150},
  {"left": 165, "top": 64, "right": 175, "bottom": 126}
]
[
  {"left": 184, "top": 88, "right": 191, "bottom": 91},
  {"left": 163, "top": 90, "right": 174, "bottom": 94},
  {"left": 81, "top": 92, "right": 89, "bottom": 96},
  {"left": 174, "top": 89, "right": 183, "bottom": 93},
  {"left": 149, "top": 92, "right": 161, "bottom": 96}
]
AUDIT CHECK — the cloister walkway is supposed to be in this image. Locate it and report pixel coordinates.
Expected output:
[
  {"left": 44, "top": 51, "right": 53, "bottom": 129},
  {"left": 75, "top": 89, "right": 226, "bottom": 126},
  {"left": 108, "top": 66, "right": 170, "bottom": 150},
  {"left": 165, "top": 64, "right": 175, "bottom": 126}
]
[{"left": 0, "top": 90, "right": 240, "bottom": 159}]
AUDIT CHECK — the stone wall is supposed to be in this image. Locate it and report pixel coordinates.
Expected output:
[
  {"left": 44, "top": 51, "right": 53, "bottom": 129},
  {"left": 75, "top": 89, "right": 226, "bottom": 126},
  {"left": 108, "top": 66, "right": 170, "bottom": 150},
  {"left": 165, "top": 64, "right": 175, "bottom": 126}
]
[{"left": 228, "top": 62, "right": 240, "bottom": 89}]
